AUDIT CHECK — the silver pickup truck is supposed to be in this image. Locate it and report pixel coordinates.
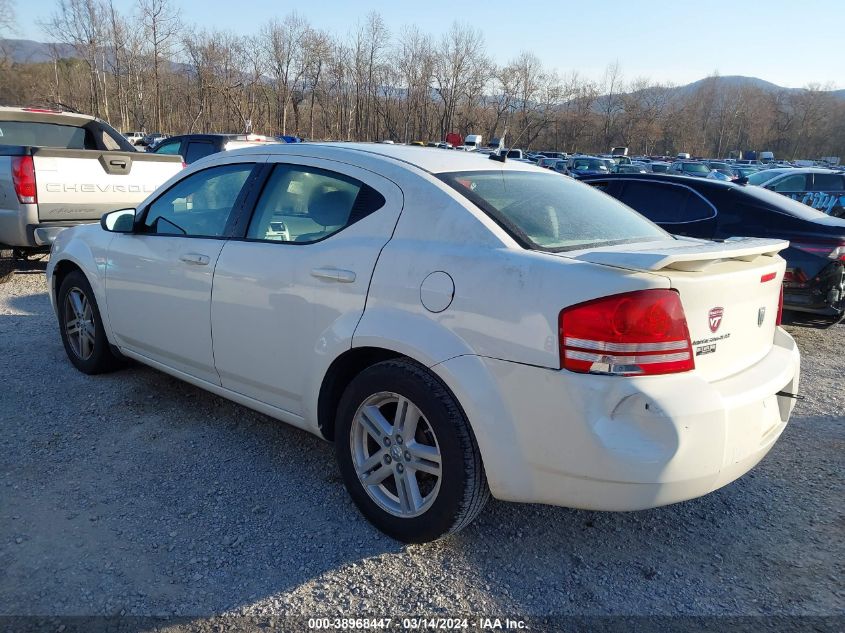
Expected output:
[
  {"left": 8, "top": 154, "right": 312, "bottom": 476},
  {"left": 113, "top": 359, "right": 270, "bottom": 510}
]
[{"left": 0, "top": 107, "right": 183, "bottom": 256}]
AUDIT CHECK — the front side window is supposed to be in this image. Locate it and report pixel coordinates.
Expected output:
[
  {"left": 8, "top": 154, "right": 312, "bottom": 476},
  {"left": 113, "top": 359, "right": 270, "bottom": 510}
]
[
  {"left": 247, "top": 164, "right": 385, "bottom": 243},
  {"left": 143, "top": 163, "right": 253, "bottom": 237},
  {"left": 440, "top": 170, "right": 669, "bottom": 251},
  {"left": 771, "top": 174, "right": 809, "bottom": 192},
  {"left": 154, "top": 140, "right": 181, "bottom": 155}
]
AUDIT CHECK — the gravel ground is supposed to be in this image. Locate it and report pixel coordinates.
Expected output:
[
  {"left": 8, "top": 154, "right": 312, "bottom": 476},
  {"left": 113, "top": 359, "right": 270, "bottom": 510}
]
[{"left": 0, "top": 259, "right": 842, "bottom": 630}]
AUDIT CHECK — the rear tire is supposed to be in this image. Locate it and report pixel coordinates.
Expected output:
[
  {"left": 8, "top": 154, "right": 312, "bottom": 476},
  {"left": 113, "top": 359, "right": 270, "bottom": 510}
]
[
  {"left": 335, "top": 359, "right": 489, "bottom": 543},
  {"left": 0, "top": 248, "right": 13, "bottom": 282},
  {"left": 57, "top": 270, "right": 123, "bottom": 374}
]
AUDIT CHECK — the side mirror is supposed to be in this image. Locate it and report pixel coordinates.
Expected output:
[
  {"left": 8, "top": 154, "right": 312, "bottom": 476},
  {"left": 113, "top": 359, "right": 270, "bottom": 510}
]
[
  {"left": 101, "top": 208, "right": 136, "bottom": 233},
  {"left": 735, "top": 177, "right": 749, "bottom": 185}
]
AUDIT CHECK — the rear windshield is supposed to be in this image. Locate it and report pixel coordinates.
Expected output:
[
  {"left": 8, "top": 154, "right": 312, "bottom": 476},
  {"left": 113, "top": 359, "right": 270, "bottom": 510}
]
[
  {"left": 682, "top": 163, "right": 710, "bottom": 173},
  {"left": 747, "top": 169, "right": 785, "bottom": 185},
  {"left": 0, "top": 121, "right": 92, "bottom": 149},
  {"left": 740, "top": 185, "right": 835, "bottom": 220},
  {"left": 439, "top": 170, "right": 670, "bottom": 251},
  {"left": 572, "top": 158, "right": 607, "bottom": 170}
]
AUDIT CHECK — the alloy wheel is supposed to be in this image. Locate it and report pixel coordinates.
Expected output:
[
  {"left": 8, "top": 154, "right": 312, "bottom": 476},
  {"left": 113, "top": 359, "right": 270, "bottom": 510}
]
[
  {"left": 64, "top": 287, "right": 96, "bottom": 361},
  {"left": 350, "top": 391, "right": 442, "bottom": 518}
]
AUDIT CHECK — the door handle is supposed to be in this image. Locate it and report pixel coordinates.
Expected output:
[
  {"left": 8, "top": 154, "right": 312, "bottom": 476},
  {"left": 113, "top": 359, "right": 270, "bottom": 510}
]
[
  {"left": 179, "top": 252, "right": 210, "bottom": 266},
  {"left": 310, "top": 267, "right": 356, "bottom": 283}
]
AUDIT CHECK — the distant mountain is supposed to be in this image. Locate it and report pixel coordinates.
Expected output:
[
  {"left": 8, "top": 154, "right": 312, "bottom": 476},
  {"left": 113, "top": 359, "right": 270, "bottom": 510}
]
[
  {"left": 2, "top": 39, "right": 843, "bottom": 103},
  {"left": 675, "top": 75, "right": 789, "bottom": 97},
  {"left": 0, "top": 39, "right": 76, "bottom": 64},
  {"left": 0, "top": 38, "right": 190, "bottom": 74}
]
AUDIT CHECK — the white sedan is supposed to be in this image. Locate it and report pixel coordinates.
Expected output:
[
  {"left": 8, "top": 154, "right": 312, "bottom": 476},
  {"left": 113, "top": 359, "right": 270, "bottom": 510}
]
[{"left": 47, "top": 143, "right": 801, "bottom": 543}]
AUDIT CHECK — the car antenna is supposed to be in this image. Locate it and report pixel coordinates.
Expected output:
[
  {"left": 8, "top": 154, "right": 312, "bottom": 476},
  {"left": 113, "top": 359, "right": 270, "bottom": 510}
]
[
  {"left": 489, "top": 128, "right": 508, "bottom": 163},
  {"left": 489, "top": 123, "right": 532, "bottom": 164}
]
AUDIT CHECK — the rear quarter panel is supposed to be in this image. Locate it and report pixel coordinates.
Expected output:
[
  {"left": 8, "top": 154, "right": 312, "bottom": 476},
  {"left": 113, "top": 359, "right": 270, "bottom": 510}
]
[{"left": 356, "top": 174, "right": 668, "bottom": 369}]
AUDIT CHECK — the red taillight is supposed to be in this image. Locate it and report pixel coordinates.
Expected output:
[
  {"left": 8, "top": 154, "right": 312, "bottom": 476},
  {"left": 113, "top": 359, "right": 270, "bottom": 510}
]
[
  {"left": 11, "top": 156, "right": 37, "bottom": 204},
  {"left": 559, "top": 289, "right": 695, "bottom": 376},
  {"left": 776, "top": 284, "right": 784, "bottom": 326},
  {"left": 760, "top": 272, "right": 777, "bottom": 283},
  {"left": 792, "top": 240, "right": 845, "bottom": 261}
]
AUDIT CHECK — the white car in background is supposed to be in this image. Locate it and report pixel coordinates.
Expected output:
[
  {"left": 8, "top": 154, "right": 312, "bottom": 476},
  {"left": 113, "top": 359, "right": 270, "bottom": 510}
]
[{"left": 46, "top": 144, "right": 801, "bottom": 542}]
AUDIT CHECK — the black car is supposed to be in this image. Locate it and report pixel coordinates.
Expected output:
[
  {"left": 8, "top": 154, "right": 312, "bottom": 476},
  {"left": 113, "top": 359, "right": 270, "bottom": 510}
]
[
  {"left": 580, "top": 173, "right": 845, "bottom": 316},
  {"left": 149, "top": 133, "right": 276, "bottom": 163}
]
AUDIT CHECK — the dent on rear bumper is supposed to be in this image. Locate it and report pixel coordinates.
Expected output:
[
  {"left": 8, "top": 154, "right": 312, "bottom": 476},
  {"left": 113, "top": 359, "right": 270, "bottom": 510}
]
[{"left": 434, "top": 328, "right": 800, "bottom": 511}]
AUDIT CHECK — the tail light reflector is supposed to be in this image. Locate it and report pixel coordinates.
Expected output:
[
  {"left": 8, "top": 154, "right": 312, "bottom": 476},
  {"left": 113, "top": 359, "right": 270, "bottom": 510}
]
[
  {"left": 559, "top": 289, "right": 695, "bottom": 376},
  {"left": 11, "top": 156, "right": 37, "bottom": 204}
]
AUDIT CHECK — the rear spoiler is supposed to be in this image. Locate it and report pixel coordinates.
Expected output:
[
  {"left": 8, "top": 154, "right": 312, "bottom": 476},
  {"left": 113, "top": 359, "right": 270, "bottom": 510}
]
[{"left": 574, "top": 237, "right": 789, "bottom": 272}]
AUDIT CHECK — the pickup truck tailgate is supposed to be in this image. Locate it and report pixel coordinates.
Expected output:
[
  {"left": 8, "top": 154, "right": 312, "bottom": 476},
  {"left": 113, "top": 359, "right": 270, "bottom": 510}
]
[{"left": 33, "top": 149, "right": 183, "bottom": 221}]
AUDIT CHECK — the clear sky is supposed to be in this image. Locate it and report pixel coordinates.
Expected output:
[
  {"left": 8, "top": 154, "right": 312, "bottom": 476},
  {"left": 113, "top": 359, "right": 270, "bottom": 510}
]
[{"left": 10, "top": 0, "right": 844, "bottom": 89}]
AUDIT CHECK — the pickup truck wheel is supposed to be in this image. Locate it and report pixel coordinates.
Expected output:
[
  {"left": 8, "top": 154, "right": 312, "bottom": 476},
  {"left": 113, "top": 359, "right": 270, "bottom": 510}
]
[
  {"left": 335, "top": 359, "right": 489, "bottom": 543},
  {"left": 0, "top": 248, "right": 13, "bottom": 282},
  {"left": 57, "top": 271, "right": 122, "bottom": 374}
]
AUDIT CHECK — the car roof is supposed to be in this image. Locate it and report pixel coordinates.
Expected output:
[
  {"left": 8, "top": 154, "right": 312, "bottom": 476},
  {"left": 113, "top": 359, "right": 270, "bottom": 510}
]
[
  {"left": 0, "top": 105, "right": 95, "bottom": 126},
  {"left": 225, "top": 142, "right": 545, "bottom": 174},
  {"left": 579, "top": 172, "right": 733, "bottom": 189}
]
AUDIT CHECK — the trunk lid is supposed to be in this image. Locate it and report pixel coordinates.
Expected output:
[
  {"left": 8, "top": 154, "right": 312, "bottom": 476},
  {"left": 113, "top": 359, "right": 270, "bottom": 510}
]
[
  {"left": 33, "top": 148, "right": 183, "bottom": 221},
  {"left": 570, "top": 237, "right": 788, "bottom": 382}
]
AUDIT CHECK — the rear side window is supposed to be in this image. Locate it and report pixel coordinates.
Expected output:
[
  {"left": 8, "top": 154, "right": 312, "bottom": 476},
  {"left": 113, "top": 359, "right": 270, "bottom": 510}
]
[
  {"left": 439, "top": 170, "right": 668, "bottom": 251},
  {"left": 247, "top": 164, "right": 385, "bottom": 243},
  {"left": 185, "top": 141, "right": 216, "bottom": 163},
  {"left": 617, "top": 181, "right": 715, "bottom": 223},
  {"left": 811, "top": 173, "right": 845, "bottom": 191},
  {"left": 0, "top": 121, "right": 91, "bottom": 148}
]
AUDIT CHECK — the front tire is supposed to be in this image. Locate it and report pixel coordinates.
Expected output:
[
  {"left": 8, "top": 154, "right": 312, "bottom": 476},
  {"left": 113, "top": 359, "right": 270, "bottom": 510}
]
[
  {"left": 57, "top": 270, "right": 122, "bottom": 374},
  {"left": 335, "top": 359, "right": 489, "bottom": 543}
]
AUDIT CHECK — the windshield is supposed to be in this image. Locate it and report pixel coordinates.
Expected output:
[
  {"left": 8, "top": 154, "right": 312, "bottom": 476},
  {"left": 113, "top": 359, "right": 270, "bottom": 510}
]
[
  {"left": 439, "top": 170, "right": 670, "bottom": 251},
  {"left": 682, "top": 163, "right": 711, "bottom": 173}
]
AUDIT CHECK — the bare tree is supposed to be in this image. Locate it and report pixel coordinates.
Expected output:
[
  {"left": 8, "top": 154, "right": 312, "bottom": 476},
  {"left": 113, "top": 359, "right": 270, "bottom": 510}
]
[
  {"left": 433, "top": 22, "right": 486, "bottom": 138},
  {"left": 264, "top": 12, "right": 309, "bottom": 135},
  {"left": 138, "top": 0, "right": 179, "bottom": 131},
  {"left": 6, "top": 0, "right": 844, "bottom": 159}
]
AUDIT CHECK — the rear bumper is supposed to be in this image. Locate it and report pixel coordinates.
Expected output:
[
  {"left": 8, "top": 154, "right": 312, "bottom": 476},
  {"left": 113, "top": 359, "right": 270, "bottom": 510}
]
[
  {"left": 0, "top": 209, "right": 89, "bottom": 251},
  {"left": 435, "top": 328, "right": 800, "bottom": 511},
  {"left": 0, "top": 203, "right": 90, "bottom": 249}
]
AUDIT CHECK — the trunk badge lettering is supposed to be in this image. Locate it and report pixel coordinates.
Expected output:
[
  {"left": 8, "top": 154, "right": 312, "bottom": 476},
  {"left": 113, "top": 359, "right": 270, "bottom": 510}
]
[
  {"left": 708, "top": 307, "right": 724, "bottom": 333},
  {"left": 758, "top": 307, "right": 766, "bottom": 327}
]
